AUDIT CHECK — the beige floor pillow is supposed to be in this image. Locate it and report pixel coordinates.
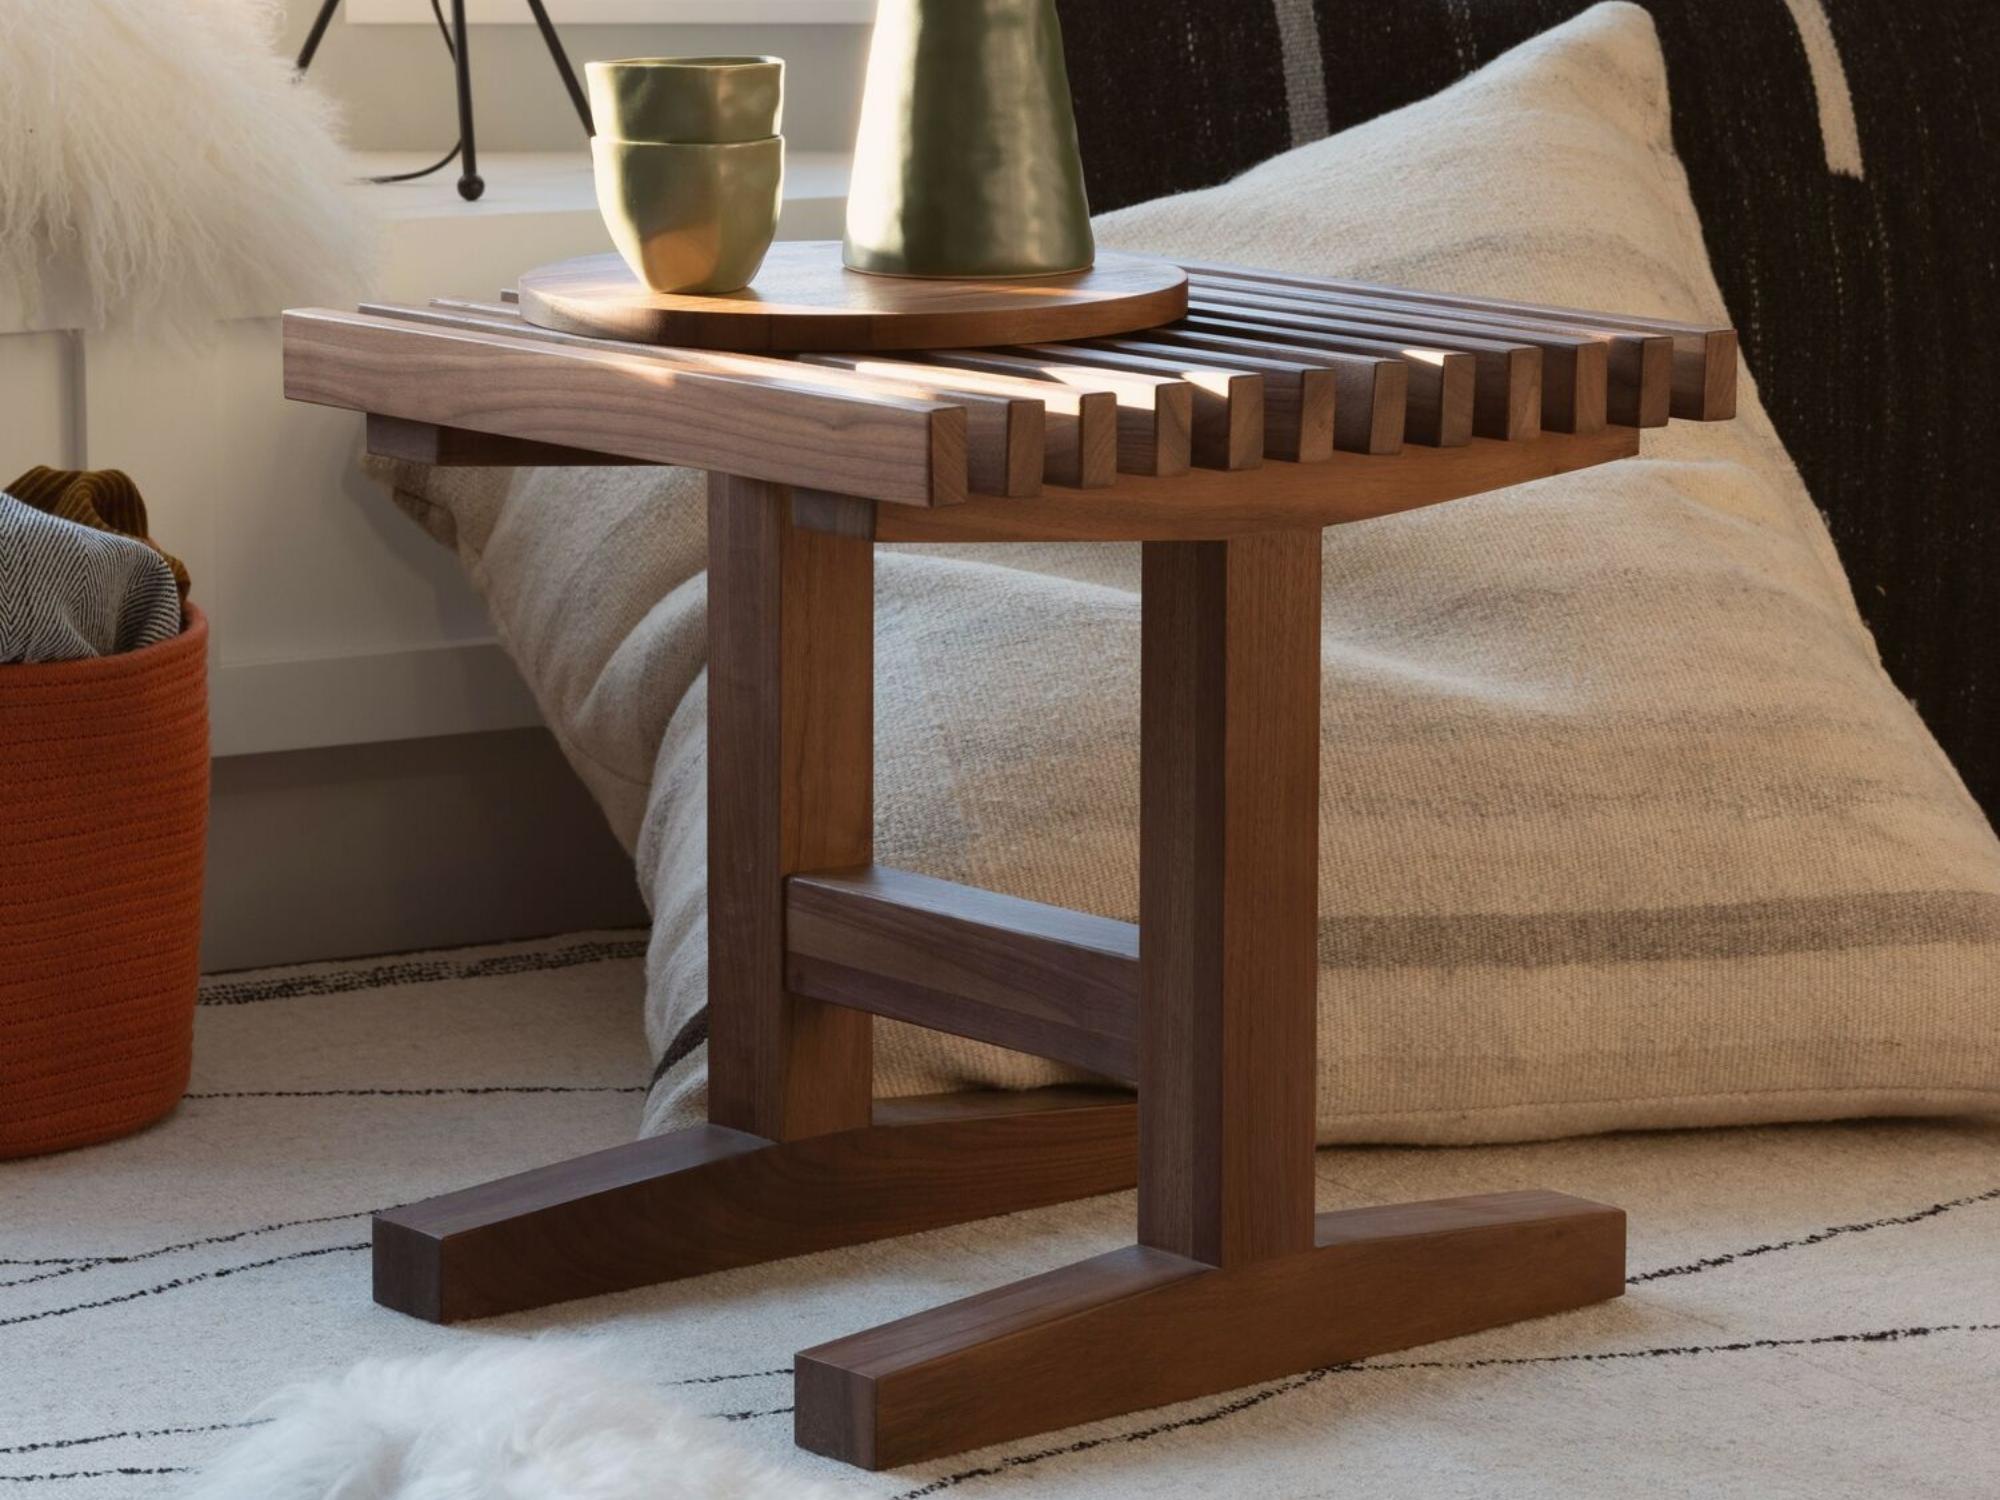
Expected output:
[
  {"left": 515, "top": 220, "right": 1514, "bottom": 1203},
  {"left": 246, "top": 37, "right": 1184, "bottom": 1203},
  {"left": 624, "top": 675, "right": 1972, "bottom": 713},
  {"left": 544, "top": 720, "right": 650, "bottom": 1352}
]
[{"left": 386, "top": 1, "right": 2000, "bottom": 1144}]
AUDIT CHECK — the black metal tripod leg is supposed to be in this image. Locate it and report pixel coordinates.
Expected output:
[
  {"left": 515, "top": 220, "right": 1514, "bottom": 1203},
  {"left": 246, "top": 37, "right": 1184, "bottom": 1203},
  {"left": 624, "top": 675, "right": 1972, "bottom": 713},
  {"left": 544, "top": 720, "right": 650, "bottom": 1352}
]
[
  {"left": 294, "top": 0, "right": 343, "bottom": 72},
  {"left": 523, "top": 0, "right": 594, "bottom": 135},
  {"left": 450, "top": 0, "right": 484, "bottom": 201}
]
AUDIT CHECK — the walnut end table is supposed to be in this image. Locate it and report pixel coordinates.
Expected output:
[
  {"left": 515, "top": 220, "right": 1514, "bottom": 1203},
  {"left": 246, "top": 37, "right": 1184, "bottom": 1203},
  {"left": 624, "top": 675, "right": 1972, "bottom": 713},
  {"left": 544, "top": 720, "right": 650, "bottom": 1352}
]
[{"left": 282, "top": 247, "right": 1737, "bottom": 1471}]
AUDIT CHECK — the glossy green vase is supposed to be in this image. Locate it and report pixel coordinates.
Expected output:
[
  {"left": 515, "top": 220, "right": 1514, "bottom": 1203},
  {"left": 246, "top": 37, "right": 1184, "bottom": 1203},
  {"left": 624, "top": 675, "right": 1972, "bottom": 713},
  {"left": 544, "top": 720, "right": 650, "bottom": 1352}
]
[{"left": 844, "top": 0, "right": 1094, "bottom": 279}]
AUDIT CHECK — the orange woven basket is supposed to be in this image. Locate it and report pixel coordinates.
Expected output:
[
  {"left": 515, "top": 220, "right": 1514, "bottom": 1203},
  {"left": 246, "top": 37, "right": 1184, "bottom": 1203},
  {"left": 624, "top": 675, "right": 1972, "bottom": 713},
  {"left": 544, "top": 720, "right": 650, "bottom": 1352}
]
[{"left": 1, "top": 606, "right": 209, "bottom": 1157}]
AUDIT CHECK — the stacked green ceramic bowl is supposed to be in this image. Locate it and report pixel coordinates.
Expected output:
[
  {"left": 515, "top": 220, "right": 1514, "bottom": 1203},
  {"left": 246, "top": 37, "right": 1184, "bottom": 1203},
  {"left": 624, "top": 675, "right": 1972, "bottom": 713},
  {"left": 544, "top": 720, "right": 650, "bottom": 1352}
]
[{"left": 586, "top": 56, "right": 785, "bottom": 295}]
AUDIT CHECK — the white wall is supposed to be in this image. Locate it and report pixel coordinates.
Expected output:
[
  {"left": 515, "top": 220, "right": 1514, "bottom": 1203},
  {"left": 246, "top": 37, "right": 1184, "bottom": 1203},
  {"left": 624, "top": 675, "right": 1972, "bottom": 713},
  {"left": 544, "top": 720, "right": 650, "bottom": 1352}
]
[{"left": 283, "top": 4, "right": 870, "bottom": 154}]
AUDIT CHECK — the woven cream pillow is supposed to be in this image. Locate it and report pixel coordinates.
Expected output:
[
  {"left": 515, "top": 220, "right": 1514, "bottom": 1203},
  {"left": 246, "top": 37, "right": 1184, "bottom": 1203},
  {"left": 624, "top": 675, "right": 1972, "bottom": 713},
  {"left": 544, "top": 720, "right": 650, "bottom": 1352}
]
[{"left": 390, "top": 3, "right": 2000, "bottom": 1144}]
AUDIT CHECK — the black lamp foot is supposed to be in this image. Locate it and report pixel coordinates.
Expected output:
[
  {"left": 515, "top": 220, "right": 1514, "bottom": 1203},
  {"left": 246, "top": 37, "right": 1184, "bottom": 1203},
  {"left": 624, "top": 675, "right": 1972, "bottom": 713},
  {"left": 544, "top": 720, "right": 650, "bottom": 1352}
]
[{"left": 457, "top": 173, "right": 485, "bottom": 202}]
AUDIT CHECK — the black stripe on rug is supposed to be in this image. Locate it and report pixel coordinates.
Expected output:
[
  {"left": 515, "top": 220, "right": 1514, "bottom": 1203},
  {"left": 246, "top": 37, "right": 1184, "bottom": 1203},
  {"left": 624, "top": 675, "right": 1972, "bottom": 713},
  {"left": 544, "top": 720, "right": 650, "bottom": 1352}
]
[
  {"left": 0, "top": 1467, "right": 190, "bottom": 1483},
  {"left": 0, "top": 1210, "right": 373, "bottom": 1289},
  {"left": 0, "top": 1244, "right": 369, "bottom": 1331},
  {"left": 198, "top": 938, "right": 647, "bottom": 1006},
  {"left": 891, "top": 1322, "right": 2000, "bottom": 1496},
  {"left": 665, "top": 1368, "right": 792, "bottom": 1386},
  {"left": 0, "top": 1421, "right": 261, "bottom": 1459},
  {"left": 1630, "top": 1184, "right": 2000, "bottom": 1283},
  {"left": 6, "top": 1329, "right": 1992, "bottom": 1485}
]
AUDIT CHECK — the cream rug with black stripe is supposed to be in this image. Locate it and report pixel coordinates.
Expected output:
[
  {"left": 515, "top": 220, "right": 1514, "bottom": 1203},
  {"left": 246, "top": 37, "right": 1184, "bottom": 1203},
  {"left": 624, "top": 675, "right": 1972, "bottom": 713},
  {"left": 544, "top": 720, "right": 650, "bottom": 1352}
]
[{"left": 3, "top": 932, "right": 1994, "bottom": 1496}]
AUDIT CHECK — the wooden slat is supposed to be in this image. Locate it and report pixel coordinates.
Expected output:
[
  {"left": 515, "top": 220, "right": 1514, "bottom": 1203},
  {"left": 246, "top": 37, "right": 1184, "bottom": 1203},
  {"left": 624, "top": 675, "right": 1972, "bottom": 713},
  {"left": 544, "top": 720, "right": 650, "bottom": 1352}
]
[
  {"left": 1152, "top": 321, "right": 1465, "bottom": 450},
  {"left": 470, "top": 290, "right": 1360, "bottom": 462},
  {"left": 362, "top": 300, "right": 1037, "bottom": 499},
  {"left": 1251, "top": 282, "right": 1669, "bottom": 430},
  {"left": 1151, "top": 321, "right": 1470, "bottom": 449},
  {"left": 1192, "top": 281, "right": 1607, "bottom": 435},
  {"left": 442, "top": 302, "right": 1096, "bottom": 490},
  {"left": 1091, "top": 335, "right": 1335, "bottom": 462},
  {"left": 1019, "top": 344, "right": 1263, "bottom": 471},
  {"left": 802, "top": 353, "right": 1115, "bottom": 489},
  {"left": 1193, "top": 273, "right": 1666, "bottom": 429},
  {"left": 436, "top": 296, "right": 534, "bottom": 318},
  {"left": 1181, "top": 311, "right": 1506, "bottom": 444},
  {"left": 1057, "top": 333, "right": 1400, "bottom": 458},
  {"left": 450, "top": 300, "right": 1164, "bottom": 485},
  {"left": 870, "top": 427, "right": 1639, "bottom": 544},
  {"left": 284, "top": 309, "right": 966, "bottom": 506},
  {"left": 786, "top": 866, "right": 1139, "bottom": 1080},
  {"left": 1182, "top": 260, "right": 1726, "bottom": 422},
  {"left": 915, "top": 349, "right": 1193, "bottom": 478}
]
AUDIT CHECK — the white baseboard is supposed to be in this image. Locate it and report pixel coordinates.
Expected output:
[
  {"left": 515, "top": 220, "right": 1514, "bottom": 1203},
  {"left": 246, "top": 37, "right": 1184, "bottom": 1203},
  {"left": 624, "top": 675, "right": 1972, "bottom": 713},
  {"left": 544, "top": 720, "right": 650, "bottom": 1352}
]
[{"left": 204, "top": 727, "right": 648, "bottom": 970}]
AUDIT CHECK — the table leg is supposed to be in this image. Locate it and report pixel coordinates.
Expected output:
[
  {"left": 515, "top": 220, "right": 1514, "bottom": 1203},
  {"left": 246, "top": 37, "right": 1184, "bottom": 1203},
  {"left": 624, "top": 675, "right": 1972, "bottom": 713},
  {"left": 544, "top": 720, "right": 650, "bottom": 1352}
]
[
  {"left": 1137, "top": 531, "right": 1321, "bottom": 1268},
  {"left": 705, "top": 472, "right": 876, "bottom": 1141},
  {"left": 369, "top": 476, "right": 1136, "bottom": 1322},
  {"left": 794, "top": 530, "right": 1625, "bottom": 1468},
  {"left": 448, "top": 0, "right": 482, "bottom": 202}
]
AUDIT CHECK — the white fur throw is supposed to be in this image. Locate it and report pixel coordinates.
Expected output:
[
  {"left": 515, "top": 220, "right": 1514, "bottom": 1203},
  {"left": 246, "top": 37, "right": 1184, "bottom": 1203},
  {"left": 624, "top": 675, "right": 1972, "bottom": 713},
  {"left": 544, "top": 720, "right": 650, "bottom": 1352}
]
[
  {"left": 184, "top": 1342, "right": 840, "bottom": 1500},
  {"left": 381, "top": 3, "right": 2000, "bottom": 1145},
  {"left": 0, "top": 0, "right": 371, "bottom": 335}
]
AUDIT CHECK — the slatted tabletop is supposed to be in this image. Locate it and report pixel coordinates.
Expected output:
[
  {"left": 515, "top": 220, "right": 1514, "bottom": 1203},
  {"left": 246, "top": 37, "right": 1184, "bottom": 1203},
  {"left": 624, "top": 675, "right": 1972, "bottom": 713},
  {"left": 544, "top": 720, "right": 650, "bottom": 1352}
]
[{"left": 282, "top": 259, "right": 1735, "bottom": 543}]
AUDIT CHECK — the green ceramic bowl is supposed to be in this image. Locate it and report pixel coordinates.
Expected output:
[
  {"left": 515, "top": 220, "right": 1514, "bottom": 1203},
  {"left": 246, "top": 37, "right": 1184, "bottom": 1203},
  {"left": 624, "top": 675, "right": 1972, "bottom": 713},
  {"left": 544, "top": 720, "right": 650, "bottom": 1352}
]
[
  {"left": 591, "top": 135, "right": 784, "bottom": 295},
  {"left": 586, "top": 56, "right": 784, "bottom": 145}
]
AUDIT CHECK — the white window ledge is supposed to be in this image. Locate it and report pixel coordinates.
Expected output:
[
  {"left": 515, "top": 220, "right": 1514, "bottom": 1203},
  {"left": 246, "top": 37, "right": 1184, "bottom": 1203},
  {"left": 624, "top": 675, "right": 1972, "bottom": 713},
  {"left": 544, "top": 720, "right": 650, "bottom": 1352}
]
[{"left": 347, "top": 1, "right": 875, "bottom": 23}]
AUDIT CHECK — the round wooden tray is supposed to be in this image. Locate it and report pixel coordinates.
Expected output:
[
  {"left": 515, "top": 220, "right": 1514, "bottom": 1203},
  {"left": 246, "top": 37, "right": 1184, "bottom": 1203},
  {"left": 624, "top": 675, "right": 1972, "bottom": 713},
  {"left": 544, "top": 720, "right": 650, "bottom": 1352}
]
[{"left": 517, "top": 241, "right": 1188, "bottom": 352}]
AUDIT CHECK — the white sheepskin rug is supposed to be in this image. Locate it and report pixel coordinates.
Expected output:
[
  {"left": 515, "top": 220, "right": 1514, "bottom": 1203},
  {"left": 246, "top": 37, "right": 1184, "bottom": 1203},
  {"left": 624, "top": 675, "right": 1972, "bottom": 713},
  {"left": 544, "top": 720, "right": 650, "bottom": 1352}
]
[
  {"left": 0, "top": 0, "right": 372, "bottom": 336},
  {"left": 184, "top": 1342, "right": 843, "bottom": 1500}
]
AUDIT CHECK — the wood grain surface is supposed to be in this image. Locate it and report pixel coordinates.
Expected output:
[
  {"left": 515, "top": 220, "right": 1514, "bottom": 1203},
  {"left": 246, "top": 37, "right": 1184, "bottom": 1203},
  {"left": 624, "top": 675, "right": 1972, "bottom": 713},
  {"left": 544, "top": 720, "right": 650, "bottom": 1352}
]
[
  {"left": 705, "top": 477, "right": 876, "bottom": 1141},
  {"left": 1190, "top": 270, "right": 1669, "bottom": 429},
  {"left": 291, "top": 262, "right": 1735, "bottom": 523},
  {"left": 802, "top": 352, "right": 1117, "bottom": 488},
  {"left": 1156, "top": 319, "right": 1469, "bottom": 448},
  {"left": 1181, "top": 305, "right": 1525, "bottom": 442},
  {"left": 796, "top": 1190, "right": 1626, "bottom": 1468},
  {"left": 870, "top": 427, "right": 1640, "bottom": 543},
  {"left": 517, "top": 243, "right": 1189, "bottom": 351},
  {"left": 786, "top": 865, "right": 1139, "bottom": 1080},
  {"left": 365, "top": 413, "right": 650, "bottom": 468},
  {"left": 1016, "top": 342, "right": 1264, "bottom": 470},
  {"left": 1191, "top": 280, "right": 1609, "bottom": 434},
  {"left": 1094, "top": 333, "right": 1337, "bottom": 462},
  {"left": 913, "top": 347, "right": 1195, "bottom": 477},
  {"left": 1178, "top": 258, "right": 1732, "bottom": 421},
  {"left": 363, "top": 299, "right": 1038, "bottom": 498},
  {"left": 1140, "top": 531, "right": 1321, "bottom": 1268},
  {"left": 373, "top": 1088, "right": 1139, "bottom": 1322},
  {"left": 286, "top": 309, "right": 967, "bottom": 506}
]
